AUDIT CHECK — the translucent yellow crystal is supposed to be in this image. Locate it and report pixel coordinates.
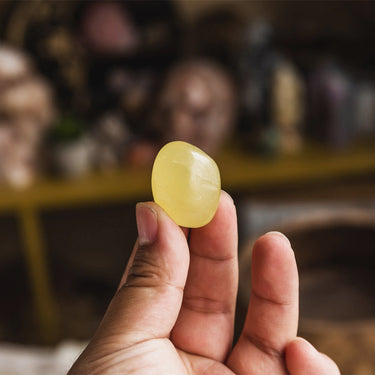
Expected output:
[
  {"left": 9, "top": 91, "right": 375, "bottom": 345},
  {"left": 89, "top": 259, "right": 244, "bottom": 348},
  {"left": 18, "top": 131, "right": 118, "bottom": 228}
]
[{"left": 151, "top": 141, "right": 221, "bottom": 228}]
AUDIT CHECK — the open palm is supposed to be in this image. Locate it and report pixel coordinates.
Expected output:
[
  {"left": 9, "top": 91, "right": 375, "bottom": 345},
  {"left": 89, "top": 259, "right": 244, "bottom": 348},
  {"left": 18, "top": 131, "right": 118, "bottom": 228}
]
[{"left": 69, "top": 192, "right": 340, "bottom": 375}]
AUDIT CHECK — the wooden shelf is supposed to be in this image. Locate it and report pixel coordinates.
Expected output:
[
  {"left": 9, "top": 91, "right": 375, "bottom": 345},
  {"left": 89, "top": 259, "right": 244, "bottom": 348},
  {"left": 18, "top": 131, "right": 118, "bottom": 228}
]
[
  {"left": 0, "top": 166, "right": 152, "bottom": 212},
  {"left": 218, "top": 144, "right": 375, "bottom": 192},
  {"left": 1, "top": 144, "right": 375, "bottom": 212}
]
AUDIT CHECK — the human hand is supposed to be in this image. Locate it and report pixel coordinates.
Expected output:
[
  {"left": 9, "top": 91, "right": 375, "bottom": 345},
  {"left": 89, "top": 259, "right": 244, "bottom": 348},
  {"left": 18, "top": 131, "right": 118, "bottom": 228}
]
[{"left": 69, "top": 191, "right": 340, "bottom": 374}]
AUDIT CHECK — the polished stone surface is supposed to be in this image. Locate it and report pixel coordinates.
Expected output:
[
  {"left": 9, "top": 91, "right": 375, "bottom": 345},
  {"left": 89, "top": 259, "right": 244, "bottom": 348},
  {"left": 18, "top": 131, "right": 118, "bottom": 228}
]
[{"left": 152, "top": 141, "right": 221, "bottom": 228}]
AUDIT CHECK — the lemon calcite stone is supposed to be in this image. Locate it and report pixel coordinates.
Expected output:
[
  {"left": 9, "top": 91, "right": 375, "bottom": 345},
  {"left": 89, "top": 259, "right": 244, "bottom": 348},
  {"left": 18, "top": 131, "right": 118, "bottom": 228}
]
[{"left": 151, "top": 141, "right": 221, "bottom": 228}]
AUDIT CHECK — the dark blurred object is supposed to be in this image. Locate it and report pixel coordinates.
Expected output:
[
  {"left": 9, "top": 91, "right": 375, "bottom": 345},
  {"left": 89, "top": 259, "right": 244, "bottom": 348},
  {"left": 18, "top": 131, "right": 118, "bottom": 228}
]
[
  {"left": 185, "top": 7, "right": 243, "bottom": 69},
  {"left": 308, "top": 61, "right": 354, "bottom": 148},
  {"left": 75, "top": 0, "right": 181, "bottom": 124},
  {"left": 0, "top": 44, "right": 55, "bottom": 188},
  {"left": 87, "top": 63, "right": 156, "bottom": 133},
  {"left": 237, "top": 20, "right": 277, "bottom": 154},
  {"left": 75, "top": 0, "right": 180, "bottom": 61},
  {"left": 0, "top": 0, "right": 180, "bottom": 120},
  {"left": 268, "top": 1, "right": 375, "bottom": 70},
  {"left": 0, "top": 1, "right": 87, "bottom": 112},
  {"left": 152, "top": 59, "right": 236, "bottom": 156},
  {"left": 109, "top": 68, "right": 154, "bottom": 130},
  {"left": 238, "top": 20, "right": 276, "bottom": 131}
]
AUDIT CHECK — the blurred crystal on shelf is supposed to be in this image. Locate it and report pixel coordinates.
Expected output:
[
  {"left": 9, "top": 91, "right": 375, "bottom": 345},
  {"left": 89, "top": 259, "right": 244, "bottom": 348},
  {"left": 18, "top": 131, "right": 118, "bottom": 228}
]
[
  {"left": 0, "top": 44, "right": 55, "bottom": 188},
  {"left": 237, "top": 20, "right": 306, "bottom": 156},
  {"left": 309, "top": 61, "right": 354, "bottom": 148},
  {"left": 49, "top": 112, "right": 131, "bottom": 177},
  {"left": 271, "top": 60, "right": 305, "bottom": 154},
  {"left": 52, "top": 137, "right": 93, "bottom": 179},
  {"left": 186, "top": 6, "right": 242, "bottom": 69},
  {"left": 152, "top": 60, "right": 236, "bottom": 156},
  {"left": 47, "top": 114, "right": 92, "bottom": 178},
  {"left": 354, "top": 82, "right": 375, "bottom": 138},
  {"left": 91, "top": 112, "right": 131, "bottom": 170}
]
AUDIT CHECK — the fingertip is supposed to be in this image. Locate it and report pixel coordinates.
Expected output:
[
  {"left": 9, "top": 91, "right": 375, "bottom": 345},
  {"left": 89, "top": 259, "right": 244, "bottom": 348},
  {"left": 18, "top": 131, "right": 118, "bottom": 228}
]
[
  {"left": 265, "top": 231, "right": 291, "bottom": 246},
  {"left": 286, "top": 337, "right": 341, "bottom": 375},
  {"left": 194, "top": 189, "right": 237, "bottom": 234},
  {"left": 256, "top": 231, "right": 291, "bottom": 251},
  {"left": 252, "top": 230, "right": 295, "bottom": 268},
  {"left": 285, "top": 338, "right": 316, "bottom": 375},
  {"left": 211, "top": 190, "right": 235, "bottom": 225},
  {"left": 286, "top": 337, "right": 317, "bottom": 358},
  {"left": 221, "top": 190, "right": 235, "bottom": 206}
]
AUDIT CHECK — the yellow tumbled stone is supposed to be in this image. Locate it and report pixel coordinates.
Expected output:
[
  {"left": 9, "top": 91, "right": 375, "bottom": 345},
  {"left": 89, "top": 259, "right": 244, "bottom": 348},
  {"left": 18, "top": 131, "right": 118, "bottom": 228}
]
[{"left": 151, "top": 141, "right": 221, "bottom": 228}]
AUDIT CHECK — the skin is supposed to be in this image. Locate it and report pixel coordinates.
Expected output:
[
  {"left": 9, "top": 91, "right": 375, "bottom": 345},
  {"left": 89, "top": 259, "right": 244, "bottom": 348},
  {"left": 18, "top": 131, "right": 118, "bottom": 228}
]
[{"left": 69, "top": 191, "right": 341, "bottom": 375}]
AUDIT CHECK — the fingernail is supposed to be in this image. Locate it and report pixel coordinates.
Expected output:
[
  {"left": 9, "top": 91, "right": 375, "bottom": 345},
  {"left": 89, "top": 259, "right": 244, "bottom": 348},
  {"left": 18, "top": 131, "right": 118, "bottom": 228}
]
[
  {"left": 267, "top": 231, "right": 291, "bottom": 246},
  {"left": 136, "top": 203, "right": 158, "bottom": 247}
]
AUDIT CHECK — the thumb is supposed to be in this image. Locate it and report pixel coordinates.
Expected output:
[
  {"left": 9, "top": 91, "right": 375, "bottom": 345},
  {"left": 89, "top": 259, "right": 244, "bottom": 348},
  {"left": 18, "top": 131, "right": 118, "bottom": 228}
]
[{"left": 92, "top": 202, "right": 190, "bottom": 348}]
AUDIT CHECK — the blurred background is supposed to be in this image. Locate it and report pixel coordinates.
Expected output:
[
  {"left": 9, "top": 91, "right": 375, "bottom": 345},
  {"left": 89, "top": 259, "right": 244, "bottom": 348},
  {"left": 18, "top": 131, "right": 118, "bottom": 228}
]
[{"left": 0, "top": 1, "right": 375, "bottom": 374}]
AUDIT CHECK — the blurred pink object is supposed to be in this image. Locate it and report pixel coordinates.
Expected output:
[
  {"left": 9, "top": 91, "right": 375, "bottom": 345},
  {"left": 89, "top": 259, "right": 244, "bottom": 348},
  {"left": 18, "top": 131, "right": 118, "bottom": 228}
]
[
  {"left": 153, "top": 60, "right": 236, "bottom": 156},
  {"left": 80, "top": 1, "right": 140, "bottom": 55},
  {"left": 0, "top": 45, "right": 55, "bottom": 188}
]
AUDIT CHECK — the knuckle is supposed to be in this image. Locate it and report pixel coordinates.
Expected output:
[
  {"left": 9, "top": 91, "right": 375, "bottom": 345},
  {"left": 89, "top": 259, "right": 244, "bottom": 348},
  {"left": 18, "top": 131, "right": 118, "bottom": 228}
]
[{"left": 125, "top": 245, "right": 167, "bottom": 287}]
